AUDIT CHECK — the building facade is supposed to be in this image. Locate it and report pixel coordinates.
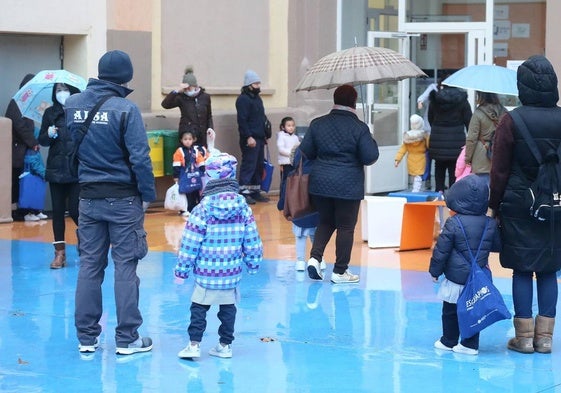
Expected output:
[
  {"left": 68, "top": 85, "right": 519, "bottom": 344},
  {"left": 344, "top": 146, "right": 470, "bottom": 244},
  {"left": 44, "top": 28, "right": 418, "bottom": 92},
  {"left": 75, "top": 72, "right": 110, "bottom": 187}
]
[{"left": 0, "top": 0, "right": 559, "bottom": 208}]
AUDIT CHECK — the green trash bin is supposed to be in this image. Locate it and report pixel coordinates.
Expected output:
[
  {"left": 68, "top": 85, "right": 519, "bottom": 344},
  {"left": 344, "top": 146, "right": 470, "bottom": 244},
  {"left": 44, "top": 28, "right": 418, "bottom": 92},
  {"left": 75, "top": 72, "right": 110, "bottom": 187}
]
[{"left": 162, "top": 130, "right": 179, "bottom": 176}]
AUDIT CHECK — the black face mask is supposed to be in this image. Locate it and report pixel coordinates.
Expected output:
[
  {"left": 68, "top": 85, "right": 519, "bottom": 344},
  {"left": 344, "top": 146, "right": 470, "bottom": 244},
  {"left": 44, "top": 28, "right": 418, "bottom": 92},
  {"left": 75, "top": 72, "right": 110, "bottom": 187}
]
[{"left": 251, "top": 87, "right": 261, "bottom": 95}]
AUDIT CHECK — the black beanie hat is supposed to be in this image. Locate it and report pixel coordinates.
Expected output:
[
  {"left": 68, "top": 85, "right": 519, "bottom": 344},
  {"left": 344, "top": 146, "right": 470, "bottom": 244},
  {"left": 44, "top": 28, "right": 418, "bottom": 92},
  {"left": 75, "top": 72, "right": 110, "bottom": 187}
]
[
  {"left": 98, "top": 50, "right": 133, "bottom": 84},
  {"left": 333, "top": 85, "right": 357, "bottom": 109}
]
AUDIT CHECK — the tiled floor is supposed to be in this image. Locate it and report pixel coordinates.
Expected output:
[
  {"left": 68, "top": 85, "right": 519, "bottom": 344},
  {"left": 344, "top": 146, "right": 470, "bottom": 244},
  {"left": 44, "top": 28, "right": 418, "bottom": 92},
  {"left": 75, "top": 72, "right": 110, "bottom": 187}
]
[{"left": 1, "top": 206, "right": 560, "bottom": 392}]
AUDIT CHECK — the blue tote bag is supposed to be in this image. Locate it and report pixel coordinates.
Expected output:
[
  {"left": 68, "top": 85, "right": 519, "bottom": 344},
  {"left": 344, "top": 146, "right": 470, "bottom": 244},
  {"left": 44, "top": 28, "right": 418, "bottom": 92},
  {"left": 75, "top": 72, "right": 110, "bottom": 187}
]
[
  {"left": 261, "top": 144, "right": 274, "bottom": 193},
  {"left": 178, "top": 150, "right": 203, "bottom": 194},
  {"left": 19, "top": 164, "right": 46, "bottom": 210},
  {"left": 455, "top": 217, "right": 511, "bottom": 338}
]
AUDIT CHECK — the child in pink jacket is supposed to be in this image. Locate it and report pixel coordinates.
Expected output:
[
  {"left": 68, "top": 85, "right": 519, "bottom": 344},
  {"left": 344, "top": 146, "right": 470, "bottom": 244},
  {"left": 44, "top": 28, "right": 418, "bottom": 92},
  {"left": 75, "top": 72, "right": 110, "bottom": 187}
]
[{"left": 455, "top": 146, "right": 472, "bottom": 181}]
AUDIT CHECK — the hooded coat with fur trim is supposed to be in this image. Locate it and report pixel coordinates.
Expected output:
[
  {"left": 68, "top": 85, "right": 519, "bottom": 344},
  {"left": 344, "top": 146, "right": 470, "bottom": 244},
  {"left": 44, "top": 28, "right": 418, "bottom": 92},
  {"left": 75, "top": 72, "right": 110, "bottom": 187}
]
[
  {"left": 489, "top": 55, "right": 561, "bottom": 272},
  {"left": 395, "top": 128, "right": 428, "bottom": 176},
  {"left": 429, "top": 175, "right": 501, "bottom": 284}
]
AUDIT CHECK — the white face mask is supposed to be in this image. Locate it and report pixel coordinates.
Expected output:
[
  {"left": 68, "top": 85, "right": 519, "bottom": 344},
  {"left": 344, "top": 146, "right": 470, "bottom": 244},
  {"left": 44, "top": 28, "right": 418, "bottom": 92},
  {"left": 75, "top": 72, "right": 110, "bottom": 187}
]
[
  {"left": 56, "top": 90, "right": 70, "bottom": 106},
  {"left": 185, "top": 88, "right": 200, "bottom": 97}
]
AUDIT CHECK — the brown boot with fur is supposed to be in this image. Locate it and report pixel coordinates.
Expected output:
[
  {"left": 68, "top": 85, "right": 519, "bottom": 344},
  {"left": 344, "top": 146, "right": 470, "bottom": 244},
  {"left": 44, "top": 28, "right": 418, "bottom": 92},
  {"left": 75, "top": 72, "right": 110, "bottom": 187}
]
[
  {"left": 534, "top": 315, "right": 555, "bottom": 354},
  {"left": 508, "top": 317, "right": 534, "bottom": 354},
  {"left": 50, "top": 242, "right": 66, "bottom": 269}
]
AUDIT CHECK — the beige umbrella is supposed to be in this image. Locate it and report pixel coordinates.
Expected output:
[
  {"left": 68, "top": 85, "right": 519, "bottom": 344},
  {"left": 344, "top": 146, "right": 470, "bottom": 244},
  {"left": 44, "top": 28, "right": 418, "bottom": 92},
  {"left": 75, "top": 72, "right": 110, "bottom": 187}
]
[{"left": 295, "top": 46, "right": 426, "bottom": 92}]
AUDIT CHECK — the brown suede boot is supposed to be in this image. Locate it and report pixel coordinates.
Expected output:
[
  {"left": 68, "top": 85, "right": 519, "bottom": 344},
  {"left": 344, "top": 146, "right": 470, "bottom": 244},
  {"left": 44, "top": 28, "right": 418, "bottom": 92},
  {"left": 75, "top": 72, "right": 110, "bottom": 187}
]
[
  {"left": 534, "top": 315, "right": 555, "bottom": 354},
  {"left": 508, "top": 317, "right": 535, "bottom": 354},
  {"left": 50, "top": 242, "right": 66, "bottom": 269}
]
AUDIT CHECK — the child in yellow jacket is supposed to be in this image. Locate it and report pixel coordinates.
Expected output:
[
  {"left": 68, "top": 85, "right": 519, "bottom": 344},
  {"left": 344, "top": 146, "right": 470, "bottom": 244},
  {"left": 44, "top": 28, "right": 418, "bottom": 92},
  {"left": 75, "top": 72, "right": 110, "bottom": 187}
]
[{"left": 394, "top": 114, "right": 429, "bottom": 192}]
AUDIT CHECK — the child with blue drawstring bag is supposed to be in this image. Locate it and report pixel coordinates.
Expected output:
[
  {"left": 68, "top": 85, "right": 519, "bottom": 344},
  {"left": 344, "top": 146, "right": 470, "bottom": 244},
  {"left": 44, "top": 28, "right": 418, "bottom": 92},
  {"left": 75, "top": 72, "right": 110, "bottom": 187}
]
[{"left": 429, "top": 174, "right": 505, "bottom": 355}]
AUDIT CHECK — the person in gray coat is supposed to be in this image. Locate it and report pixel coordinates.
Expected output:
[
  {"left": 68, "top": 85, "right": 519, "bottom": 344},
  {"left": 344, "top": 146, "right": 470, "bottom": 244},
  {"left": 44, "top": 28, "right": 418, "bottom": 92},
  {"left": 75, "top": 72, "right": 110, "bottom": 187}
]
[
  {"left": 299, "top": 85, "right": 379, "bottom": 284},
  {"left": 490, "top": 55, "right": 561, "bottom": 354}
]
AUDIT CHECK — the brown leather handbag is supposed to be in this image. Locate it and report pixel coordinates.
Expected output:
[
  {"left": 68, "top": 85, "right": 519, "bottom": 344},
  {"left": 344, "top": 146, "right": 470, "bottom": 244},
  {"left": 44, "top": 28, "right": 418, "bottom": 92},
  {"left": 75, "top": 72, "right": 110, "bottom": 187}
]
[{"left": 283, "top": 156, "right": 315, "bottom": 220}]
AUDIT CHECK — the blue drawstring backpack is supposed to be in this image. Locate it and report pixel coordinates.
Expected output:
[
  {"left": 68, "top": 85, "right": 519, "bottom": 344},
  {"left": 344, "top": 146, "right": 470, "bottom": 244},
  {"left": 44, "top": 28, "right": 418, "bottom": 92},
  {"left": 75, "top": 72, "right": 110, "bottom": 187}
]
[{"left": 455, "top": 216, "right": 511, "bottom": 338}]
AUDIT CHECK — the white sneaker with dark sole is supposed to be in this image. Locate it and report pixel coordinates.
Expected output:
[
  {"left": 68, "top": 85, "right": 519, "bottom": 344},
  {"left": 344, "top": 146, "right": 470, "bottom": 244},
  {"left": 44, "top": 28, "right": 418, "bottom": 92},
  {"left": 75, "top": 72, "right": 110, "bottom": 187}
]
[
  {"left": 78, "top": 337, "right": 100, "bottom": 353},
  {"left": 307, "top": 258, "right": 323, "bottom": 280},
  {"left": 116, "top": 337, "right": 153, "bottom": 355}
]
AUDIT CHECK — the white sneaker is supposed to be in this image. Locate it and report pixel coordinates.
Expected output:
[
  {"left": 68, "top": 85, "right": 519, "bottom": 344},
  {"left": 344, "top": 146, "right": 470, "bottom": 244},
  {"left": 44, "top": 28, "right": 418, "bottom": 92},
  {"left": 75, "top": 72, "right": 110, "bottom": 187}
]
[
  {"left": 24, "top": 213, "right": 40, "bottom": 222},
  {"left": 331, "top": 269, "right": 359, "bottom": 284},
  {"left": 116, "top": 337, "right": 153, "bottom": 355},
  {"left": 320, "top": 260, "right": 327, "bottom": 270},
  {"left": 209, "top": 343, "right": 232, "bottom": 358},
  {"left": 452, "top": 343, "right": 478, "bottom": 355},
  {"left": 295, "top": 260, "right": 306, "bottom": 271},
  {"left": 36, "top": 212, "right": 48, "bottom": 219},
  {"left": 78, "top": 337, "right": 100, "bottom": 353},
  {"left": 178, "top": 343, "right": 201, "bottom": 359},
  {"left": 434, "top": 339, "right": 453, "bottom": 351},
  {"left": 307, "top": 258, "right": 323, "bottom": 280}
]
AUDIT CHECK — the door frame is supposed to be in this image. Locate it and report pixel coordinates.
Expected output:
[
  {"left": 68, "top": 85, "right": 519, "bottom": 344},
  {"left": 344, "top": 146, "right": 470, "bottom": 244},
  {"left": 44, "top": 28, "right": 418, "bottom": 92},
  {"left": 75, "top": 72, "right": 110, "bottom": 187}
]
[{"left": 363, "top": 27, "right": 488, "bottom": 194}]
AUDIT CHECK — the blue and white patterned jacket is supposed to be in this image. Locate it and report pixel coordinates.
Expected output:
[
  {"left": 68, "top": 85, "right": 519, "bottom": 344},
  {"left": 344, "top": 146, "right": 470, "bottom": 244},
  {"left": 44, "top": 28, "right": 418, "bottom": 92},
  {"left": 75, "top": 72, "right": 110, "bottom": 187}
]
[{"left": 175, "top": 179, "right": 262, "bottom": 289}]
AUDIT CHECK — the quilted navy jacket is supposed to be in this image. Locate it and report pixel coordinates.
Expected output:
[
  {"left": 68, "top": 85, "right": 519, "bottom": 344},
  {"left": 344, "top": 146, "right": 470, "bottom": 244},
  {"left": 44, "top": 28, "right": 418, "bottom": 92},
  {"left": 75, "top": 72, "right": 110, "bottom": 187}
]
[
  {"left": 429, "top": 174, "right": 501, "bottom": 284},
  {"left": 299, "top": 109, "right": 379, "bottom": 200}
]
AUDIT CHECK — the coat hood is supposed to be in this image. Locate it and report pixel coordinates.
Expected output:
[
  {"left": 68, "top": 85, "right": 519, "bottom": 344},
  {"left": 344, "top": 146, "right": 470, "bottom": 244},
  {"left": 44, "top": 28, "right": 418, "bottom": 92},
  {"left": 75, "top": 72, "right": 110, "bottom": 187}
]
[
  {"left": 517, "top": 55, "right": 559, "bottom": 108},
  {"left": 19, "top": 73, "right": 35, "bottom": 88},
  {"left": 202, "top": 192, "right": 248, "bottom": 220},
  {"left": 201, "top": 178, "right": 244, "bottom": 220},
  {"left": 445, "top": 174, "right": 489, "bottom": 215},
  {"left": 477, "top": 103, "right": 506, "bottom": 123},
  {"left": 430, "top": 87, "right": 468, "bottom": 111},
  {"left": 403, "top": 129, "right": 427, "bottom": 144}
]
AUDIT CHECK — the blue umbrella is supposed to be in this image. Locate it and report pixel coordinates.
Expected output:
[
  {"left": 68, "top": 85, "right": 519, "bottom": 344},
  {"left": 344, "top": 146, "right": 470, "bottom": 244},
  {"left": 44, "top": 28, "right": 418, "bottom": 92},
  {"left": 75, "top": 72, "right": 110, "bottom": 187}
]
[
  {"left": 12, "top": 69, "right": 87, "bottom": 123},
  {"left": 442, "top": 64, "right": 518, "bottom": 96}
]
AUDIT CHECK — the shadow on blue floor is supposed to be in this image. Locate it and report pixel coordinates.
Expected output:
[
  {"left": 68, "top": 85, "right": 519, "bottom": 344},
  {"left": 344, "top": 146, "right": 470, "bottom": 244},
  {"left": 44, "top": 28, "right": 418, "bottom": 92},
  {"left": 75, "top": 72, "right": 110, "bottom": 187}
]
[{"left": 1, "top": 239, "right": 560, "bottom": 393}]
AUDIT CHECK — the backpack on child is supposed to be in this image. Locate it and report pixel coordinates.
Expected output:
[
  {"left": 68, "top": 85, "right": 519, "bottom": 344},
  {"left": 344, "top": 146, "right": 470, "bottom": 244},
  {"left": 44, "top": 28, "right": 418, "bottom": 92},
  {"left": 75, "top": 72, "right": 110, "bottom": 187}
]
[{"left": 511, "top": 110, "right": 561, "bottom": 222}]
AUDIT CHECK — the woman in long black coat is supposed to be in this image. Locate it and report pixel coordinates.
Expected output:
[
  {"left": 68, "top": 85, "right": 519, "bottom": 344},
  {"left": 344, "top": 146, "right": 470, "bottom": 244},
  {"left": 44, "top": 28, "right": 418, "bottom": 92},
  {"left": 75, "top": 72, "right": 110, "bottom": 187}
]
[
  {"left": 38, "top": 82, "right": 81, "bottom": 269},
  {"left": 490, "top": 55, "right": 561, "bottom": 354},
  {"left": 428, "top": 84, "right": 472, "bottom": 192}
]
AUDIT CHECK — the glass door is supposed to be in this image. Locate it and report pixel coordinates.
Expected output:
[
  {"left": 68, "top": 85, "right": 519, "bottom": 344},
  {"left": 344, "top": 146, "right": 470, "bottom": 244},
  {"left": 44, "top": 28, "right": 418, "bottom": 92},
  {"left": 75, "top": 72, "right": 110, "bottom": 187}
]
[{"left": 364, "top": 29, "right": 483, "bottom": 194}]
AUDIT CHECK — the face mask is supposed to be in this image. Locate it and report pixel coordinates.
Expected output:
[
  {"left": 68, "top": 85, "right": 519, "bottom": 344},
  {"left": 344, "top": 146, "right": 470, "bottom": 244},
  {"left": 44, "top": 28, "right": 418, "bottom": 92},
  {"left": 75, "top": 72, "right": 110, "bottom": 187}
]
[
  {"left": 56, "top": 90, "right": 70, "bottom": 106},
  {"left": 185, "top": 88, "right": 200, "bottom": 97},
  {"left": 251, "top": 87, "right": 261, "bottom": 95}
]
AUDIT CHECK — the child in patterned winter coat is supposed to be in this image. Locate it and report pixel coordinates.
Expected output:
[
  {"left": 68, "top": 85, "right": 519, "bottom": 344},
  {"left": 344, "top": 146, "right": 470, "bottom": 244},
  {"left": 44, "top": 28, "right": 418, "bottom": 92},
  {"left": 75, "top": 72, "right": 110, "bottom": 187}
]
[
  {"left": 175, "top": 153, "right": 263, "bottom": 360},
  {"left": 394, "top": 114, "right": 429, "bottom": 192}
]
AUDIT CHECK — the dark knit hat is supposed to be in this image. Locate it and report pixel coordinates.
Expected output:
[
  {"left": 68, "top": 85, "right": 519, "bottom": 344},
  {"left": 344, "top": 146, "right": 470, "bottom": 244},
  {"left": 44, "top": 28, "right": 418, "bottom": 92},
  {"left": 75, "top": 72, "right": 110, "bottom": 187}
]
[
  {"left": 182, "top": 66, "right": 198, "bottom": 86},
  {"left": 333, "top": 85, "right": 357, "bottom": 108},
  {"left": 98, "top": 50, "right": 133, "bottom": 84}
]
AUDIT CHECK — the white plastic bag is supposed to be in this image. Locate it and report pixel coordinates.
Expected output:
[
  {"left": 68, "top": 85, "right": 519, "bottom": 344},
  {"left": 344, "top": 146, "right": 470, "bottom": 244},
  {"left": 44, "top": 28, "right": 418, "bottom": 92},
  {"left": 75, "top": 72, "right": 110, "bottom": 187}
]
[{"left": 164, "top": 183, "right": 188, "bottom": 211}]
